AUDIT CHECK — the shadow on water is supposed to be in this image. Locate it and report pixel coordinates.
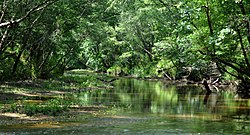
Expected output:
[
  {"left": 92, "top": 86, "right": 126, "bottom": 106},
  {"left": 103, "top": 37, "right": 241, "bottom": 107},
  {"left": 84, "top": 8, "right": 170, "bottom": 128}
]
[{"left": 1, "top": 78, "right": 250, "bottom": 134}]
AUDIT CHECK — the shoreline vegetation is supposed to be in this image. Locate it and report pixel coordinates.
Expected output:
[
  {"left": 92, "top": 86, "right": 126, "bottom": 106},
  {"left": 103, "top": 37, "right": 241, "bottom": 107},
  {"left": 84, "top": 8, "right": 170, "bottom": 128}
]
[{"left": 0, "top": 70, "right": 113, "bottom": 125}]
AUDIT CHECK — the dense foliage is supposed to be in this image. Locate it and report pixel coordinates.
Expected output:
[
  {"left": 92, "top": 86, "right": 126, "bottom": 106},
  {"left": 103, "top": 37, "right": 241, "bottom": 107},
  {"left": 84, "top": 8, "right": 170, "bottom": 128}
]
[{"left": 1, "top": 0, "right": 250, "bottom": 91}]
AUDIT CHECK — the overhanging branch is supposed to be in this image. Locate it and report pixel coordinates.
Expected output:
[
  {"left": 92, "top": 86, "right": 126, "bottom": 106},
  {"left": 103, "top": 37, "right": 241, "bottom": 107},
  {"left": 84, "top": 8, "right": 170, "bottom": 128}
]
[{"left": 0, "top": 0, "right": 57, "bottom": 28}]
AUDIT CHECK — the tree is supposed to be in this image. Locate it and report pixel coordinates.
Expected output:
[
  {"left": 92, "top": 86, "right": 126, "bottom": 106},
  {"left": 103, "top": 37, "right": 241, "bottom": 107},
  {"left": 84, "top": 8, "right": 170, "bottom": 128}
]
[
  {"left": 0, "top": 0, "right": 59, "bottom": 79},
  {"left": 1, "top": 0, "right": 250, "bottom": 97}
]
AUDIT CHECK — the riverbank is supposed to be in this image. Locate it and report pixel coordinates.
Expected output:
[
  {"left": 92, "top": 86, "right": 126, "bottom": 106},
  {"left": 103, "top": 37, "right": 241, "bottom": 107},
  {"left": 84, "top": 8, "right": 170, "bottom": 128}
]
[
  {"left": 0, "top": 69, "right": 239, "bottom": 126},
  {"left": 0, "top": 70, "right": 115, "bottom": 125}
]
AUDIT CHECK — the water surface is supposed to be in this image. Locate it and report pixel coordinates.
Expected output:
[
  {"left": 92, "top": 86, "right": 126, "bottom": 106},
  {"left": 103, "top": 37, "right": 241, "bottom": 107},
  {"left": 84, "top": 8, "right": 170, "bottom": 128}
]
[{"left": 1, "top": 78, "right": 250, "bottom": 134}]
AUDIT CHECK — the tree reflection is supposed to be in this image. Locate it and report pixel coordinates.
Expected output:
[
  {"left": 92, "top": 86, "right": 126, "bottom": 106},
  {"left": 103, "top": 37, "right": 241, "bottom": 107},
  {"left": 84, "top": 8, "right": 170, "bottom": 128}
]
[
  {"left": 74, "top": 79, "right": 250, "bottom": 121},
  {"left": 203, "top": 92, "right": 218, "bottom": 113}
]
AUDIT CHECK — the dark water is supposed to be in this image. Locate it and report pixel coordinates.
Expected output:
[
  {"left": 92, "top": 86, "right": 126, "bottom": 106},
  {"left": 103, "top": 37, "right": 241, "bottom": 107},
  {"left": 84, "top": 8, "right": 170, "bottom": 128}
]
[{"left": 1, "top": 78, "right": 250, "bottom": 134}]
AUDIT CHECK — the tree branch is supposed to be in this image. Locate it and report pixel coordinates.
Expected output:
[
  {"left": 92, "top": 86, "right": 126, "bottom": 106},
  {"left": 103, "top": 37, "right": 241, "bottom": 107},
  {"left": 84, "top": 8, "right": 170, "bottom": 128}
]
[
  {"left": 0, "top": 24, "right": 10, "bottom": 51},
  {"left": 202, "top": 5, "right": 213, "bottom": 35},
  {"left": 135, "top": 25, "right": 154, "bottom": 61},
  {"left": 215, "top": 57, "right": 250, "bottom": 77},
  {"left": 11, "top": 10, "right": 44, "bottom": 75},
  {"left": 0, "top": 0, "right": 57, "bottom": 28},
  {"left": 239, "top": 0, "right": 250, "bottom": 44},
  {"left": 202, "top": 1, "right": 215, "bottom": 55},
  {"left": 49, "top": 48, "right": 73, "bottom": 72},
  {"left": 157, "top": 0, "right": 178, "bottom": 25},
  {"left": 0, "top": 0, "right": 8, "bottom": 23},
  {"left": 186, "top": 12, "right": 199, "bottom": 31},
  {"left": 237, "top": 29, "right": 250, "bottom": 68}
]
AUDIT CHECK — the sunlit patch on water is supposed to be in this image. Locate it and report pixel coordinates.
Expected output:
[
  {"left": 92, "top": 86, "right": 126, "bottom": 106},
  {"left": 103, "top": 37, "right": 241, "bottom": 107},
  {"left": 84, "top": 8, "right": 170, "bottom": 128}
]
[{"left": 165, "top": 114, "right": 223, "bottom": 121}]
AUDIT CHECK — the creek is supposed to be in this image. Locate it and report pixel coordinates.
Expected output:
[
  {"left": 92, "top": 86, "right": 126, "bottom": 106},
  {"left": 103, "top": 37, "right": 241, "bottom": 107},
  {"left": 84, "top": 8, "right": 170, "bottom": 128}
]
[{"left": 1, "top": 78, "right": 250, "bottom": 134}]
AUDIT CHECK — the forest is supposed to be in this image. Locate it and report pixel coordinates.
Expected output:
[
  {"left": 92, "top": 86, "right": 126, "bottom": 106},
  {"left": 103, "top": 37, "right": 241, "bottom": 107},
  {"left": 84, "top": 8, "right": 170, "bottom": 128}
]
[
  {"left": 1, "top": 1, "right": 250, "bottom": 133},
  {"left": 0, "top": 0, "right": 250, "bottom": 96}
]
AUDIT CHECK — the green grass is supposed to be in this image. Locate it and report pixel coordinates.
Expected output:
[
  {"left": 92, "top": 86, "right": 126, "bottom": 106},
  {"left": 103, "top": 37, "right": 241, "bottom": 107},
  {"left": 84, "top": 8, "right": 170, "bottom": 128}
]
[
  {"left": 0, "top": 69, "right": 115, "bottom": 116},
  {"left": 2, "top": 98, "right": 71, "bottom": 116}
]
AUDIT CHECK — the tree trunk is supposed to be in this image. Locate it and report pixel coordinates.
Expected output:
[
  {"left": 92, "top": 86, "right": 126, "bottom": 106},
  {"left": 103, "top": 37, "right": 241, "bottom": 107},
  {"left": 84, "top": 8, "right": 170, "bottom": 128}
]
[
  {"left": 11, "top": 49, "right": 25, "bottom": 75},
  {"left": 239, "top": 1, "right": 250, "bottom": 44}
]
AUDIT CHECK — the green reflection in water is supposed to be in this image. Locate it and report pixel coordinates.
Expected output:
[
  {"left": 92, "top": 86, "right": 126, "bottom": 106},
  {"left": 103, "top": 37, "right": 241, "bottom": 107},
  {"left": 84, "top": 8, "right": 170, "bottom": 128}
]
[
  {"left": 1, "top": 78, "right": 250, "bottom": 134},
  {"left": 81, "top": 78, "right": 250, "bottom": 119}
]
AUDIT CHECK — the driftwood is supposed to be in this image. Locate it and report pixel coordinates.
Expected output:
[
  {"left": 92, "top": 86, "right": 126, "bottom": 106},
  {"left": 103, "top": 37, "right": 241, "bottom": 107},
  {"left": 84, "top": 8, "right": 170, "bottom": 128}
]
[
  {"left": 203, "top": 78, "right": 221, "bottom": 93},
  {"left": 163, "top": 71, "right": 172, "bottom": 80},
  {"left": 203, "top": 79, "right": 212, "bottom": 93},
  {"left": 97, "top": 78, "right": 118, "bottom": 83}
]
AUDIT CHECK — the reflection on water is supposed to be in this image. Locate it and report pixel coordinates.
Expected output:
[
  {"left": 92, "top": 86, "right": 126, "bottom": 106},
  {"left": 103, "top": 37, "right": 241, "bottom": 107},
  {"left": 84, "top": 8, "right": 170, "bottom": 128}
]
[
  {"left": 1, "top": 78, "right": 250, "bottom": 134},
  {"left": 85, "top": 79, "right": 250, "bottom": 118}
]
